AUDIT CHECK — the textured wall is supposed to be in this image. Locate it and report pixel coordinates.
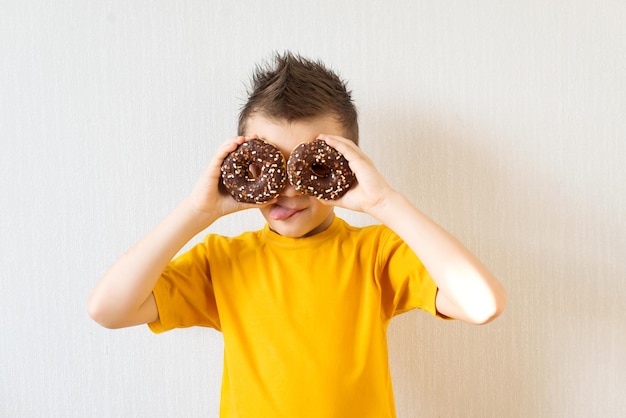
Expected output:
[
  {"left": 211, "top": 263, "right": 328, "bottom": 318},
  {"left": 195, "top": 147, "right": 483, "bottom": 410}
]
[{"left": 1, "top": 1, "right": 625, "bottom": 417}]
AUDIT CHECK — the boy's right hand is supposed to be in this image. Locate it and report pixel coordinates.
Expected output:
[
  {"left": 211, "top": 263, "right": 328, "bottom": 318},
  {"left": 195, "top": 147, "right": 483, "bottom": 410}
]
[
  {"left": 88, "top": 135, "right": 271, "bottom": 329},
  {"left": 185, "top": 136, "right": 268, "bottom": 224}
]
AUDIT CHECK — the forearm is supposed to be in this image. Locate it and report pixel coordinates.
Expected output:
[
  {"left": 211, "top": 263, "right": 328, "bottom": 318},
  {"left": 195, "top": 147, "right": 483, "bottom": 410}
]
[
  {"left": 87, "top": 199, "right": 216, "bottom": 328},
  {"left": 319, "top": 135, "right": 506, "bottom": 323},
  {"left": 370, "top": 191, "right": 507, "bottom": 324}
]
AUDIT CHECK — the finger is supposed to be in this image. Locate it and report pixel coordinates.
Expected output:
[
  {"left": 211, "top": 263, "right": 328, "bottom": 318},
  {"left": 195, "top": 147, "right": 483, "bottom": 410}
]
[
  {"left": 317, "top": 134, "right": 364, "bottom": 162},
  {"left": 222, "top": 135, "right": 247, "bottom": 154},
  {"left": 210, "top": 136, "right": 246, "bottom": 167},
  {"left": 214, "top": 134, "right": 262, "bottom": 168},
  {"left": 317, "top": 134, "right": 356, "bottom": 149}
]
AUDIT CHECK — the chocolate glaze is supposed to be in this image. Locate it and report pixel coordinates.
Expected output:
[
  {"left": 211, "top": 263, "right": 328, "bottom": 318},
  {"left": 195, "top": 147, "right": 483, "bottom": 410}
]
[
  {"left": 287, "top": 140, "right": 356, "bottom": 200},
  {"left": 221, "top": 138, "right": 287, "bottom": 204}
]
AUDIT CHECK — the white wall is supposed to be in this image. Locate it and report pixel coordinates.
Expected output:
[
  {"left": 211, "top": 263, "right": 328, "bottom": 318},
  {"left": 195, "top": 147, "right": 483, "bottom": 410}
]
[{"left": 2, "top": 1, "right": 625, "bottom": 417}]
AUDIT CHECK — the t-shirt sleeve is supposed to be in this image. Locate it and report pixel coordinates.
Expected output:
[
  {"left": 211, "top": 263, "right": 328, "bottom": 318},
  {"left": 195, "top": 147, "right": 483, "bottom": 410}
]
[
  {"left": 377, "top": 227, "right": 446, "bottom": 320},
  {"left": 148, "top": 239, "right": 221, "bottom": 333}
]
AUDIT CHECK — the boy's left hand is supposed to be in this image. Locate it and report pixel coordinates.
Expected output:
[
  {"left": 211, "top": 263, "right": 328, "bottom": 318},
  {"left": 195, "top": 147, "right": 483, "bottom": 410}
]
[{"left": 318, "top": 134, "right": 395, "bottom": 216}]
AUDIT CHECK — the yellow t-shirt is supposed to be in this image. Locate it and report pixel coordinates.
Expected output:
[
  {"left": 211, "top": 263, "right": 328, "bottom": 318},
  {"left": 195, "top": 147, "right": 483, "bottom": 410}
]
[{"left": 149, "top": 216, "right": 440, "bottom": 418}]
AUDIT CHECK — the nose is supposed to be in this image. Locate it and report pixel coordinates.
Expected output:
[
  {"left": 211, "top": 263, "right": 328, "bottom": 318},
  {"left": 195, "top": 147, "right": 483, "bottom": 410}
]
[{"left": 279, "top": 180, "right": 301, "bottom": 197}]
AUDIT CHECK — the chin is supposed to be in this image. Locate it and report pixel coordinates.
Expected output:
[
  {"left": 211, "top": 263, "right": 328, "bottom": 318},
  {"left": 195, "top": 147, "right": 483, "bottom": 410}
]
[
  {"left": 262, "top": 208, "right": 334, "bottom": 238},
  {"left": 269, "top": 223, "right": 310, "bottom": 238}
]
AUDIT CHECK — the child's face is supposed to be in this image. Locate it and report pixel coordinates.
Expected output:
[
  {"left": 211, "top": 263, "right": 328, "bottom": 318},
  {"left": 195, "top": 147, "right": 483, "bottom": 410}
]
[{"left": 243, "top": 114, "right": 346, "bottom": 238}]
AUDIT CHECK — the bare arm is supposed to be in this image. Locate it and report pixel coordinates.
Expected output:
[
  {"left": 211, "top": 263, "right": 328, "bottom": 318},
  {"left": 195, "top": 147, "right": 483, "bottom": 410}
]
[
  {"left": 368, "top": 191, "right": 506, "bottom": 324},
  {"left": 87, "top": 200, "right": 215, "bottom": 328},
  {"left": 87, "top": 136, "right": 257, "bottom": 329},
  {"left": 322, "top": 135, "right": 507, "bottom": 324}
]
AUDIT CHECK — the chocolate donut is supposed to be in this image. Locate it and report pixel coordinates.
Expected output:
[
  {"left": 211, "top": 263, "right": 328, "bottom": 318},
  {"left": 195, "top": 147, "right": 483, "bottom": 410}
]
[
  {"left": 287, "top": 139, "right": 357, "bottom": 200},
  {"left": 220, "top": 138, "right": 287, "bottom": 204}
]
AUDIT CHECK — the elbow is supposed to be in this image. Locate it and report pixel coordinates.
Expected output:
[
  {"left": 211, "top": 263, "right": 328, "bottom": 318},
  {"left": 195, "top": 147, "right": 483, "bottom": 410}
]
[
  {"left": 471, "top": 287, "right": 508, "bottom": 325},
  {"left": 437, "top": 283, "right": 507, "bottom": 325},
  {"left": 87, "top": 292, "right": 124, "bottom": 329}
]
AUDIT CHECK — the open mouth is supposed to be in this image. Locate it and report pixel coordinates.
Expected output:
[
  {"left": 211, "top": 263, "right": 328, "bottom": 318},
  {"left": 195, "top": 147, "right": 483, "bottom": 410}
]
[{"left": 269, "top": 204, "right": 303, "bottom": 220}]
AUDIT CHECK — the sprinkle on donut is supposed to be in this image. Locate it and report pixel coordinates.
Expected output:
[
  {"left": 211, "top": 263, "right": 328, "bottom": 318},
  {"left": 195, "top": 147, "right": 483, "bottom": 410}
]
[
  {"left": 287, "top": 139, "right": 357, "bottom": 200},
  {"left": 220, "top": 138, "right": 287, "bottom": 204}
]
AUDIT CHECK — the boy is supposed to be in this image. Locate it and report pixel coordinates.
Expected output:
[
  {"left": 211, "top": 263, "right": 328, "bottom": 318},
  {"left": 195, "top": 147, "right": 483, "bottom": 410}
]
[{"left": 88, "top": 52, "right": 507, "bottom": 417}]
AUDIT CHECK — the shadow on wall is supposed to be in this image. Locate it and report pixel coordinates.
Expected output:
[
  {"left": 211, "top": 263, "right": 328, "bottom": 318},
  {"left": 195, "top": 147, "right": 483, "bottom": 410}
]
[{"left": 371, "top": 105, "right": 626, "bottom": 417}]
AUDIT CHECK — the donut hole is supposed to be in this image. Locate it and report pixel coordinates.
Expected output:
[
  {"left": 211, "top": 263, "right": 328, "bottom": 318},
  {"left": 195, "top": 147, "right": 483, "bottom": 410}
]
[
  {"left": 311, "top": 163, "right": 331, "bottom": 178},
  {"left": 247, "top": 163, "right": 262, "bottom": 180}
]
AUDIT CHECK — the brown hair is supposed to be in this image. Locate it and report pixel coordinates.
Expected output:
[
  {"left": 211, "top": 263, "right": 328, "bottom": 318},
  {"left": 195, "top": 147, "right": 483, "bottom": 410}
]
[{"left": 238, "top": 52, "right": 359, "bottom": 144}]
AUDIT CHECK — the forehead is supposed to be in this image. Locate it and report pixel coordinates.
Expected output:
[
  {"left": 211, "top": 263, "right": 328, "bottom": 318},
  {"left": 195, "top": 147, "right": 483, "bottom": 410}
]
[{"left": 243, "top": 115, "right": 345, "bottom": 154}]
